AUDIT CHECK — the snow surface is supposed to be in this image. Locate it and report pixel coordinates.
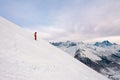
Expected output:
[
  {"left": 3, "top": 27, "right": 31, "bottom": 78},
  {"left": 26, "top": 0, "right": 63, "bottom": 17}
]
[{"left": 0, "top": 16, "right": 109, "bottom": 80}]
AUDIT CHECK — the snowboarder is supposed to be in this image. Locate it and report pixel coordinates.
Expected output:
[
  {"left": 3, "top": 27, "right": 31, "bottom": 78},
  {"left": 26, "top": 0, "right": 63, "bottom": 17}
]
[{"left": 34, "top": 32, "right": 37, "bottom": 40}]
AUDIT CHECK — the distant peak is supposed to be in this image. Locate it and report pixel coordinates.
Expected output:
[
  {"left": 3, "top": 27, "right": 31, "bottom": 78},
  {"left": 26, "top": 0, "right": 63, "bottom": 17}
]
[
  {"left": 102, "top": 40, "right": 111, "bottom": 43},
  {"left": 94, "top": 40, "right": 114, "bottom": 47}
]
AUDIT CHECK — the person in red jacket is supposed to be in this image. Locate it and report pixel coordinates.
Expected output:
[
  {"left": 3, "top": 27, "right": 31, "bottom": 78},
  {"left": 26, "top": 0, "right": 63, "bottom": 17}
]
[{"left": 34, "top": 32, "right": 37, "bottom": 40}]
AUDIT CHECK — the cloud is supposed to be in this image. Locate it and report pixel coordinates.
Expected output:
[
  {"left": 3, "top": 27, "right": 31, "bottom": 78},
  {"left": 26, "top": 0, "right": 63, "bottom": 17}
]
[
  {"left": 1, "top": 0, "right": 120, "bottom": 41},
  {"left": 27, "top": 26, "right": 66, "bottom": 41},
  {"left": 49, "top": 0, "right": 120, "bottom": 41}
]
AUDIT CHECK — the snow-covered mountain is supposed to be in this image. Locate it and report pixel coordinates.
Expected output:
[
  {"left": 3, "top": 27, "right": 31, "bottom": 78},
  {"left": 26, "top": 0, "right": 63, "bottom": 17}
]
[
  {"left": 51, "top": 40, "right": 120, "bottom": 80},
  {"left": 94, "top": 40, "right": 115, "bottom": 47},
  {"left": 0, "top": 17, "right": 110, "bottom": 80}
]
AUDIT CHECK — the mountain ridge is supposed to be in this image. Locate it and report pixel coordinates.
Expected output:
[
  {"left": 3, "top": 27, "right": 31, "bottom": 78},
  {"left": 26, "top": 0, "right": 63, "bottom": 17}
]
[
  {"left": 94, "top": 40, "right": 114, "bottom": 47},
  {"left": 51, "top": 40, "right": 120, "bottom": 80}
]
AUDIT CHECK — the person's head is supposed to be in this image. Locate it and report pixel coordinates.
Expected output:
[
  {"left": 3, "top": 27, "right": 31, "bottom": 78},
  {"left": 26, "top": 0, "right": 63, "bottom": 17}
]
[{"left": 35, "top": 32, "right": 37, "bottom": 34}]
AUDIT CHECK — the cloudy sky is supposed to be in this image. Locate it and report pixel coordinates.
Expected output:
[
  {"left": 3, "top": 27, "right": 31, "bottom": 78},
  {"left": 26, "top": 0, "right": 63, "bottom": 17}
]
[{"left": 0, "top": 0, "right": 120, "bottom": 42}]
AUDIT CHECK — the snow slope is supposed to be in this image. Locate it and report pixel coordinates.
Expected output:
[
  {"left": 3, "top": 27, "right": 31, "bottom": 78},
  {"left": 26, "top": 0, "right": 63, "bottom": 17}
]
[{"left": 0, "top": 16, "right": 109, "bottom": 80}]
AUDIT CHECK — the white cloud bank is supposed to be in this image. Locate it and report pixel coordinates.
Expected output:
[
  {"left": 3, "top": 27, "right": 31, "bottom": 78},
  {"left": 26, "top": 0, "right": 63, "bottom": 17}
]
[
  {"left": 27, "top": 0, "right": 120, "bottom": 42},
  {"left": 1, "top": 0, "right": 120, "bottom": 42}
]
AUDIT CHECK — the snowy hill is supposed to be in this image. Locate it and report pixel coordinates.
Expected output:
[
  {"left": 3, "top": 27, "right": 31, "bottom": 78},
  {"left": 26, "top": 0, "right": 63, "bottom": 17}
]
[
  {"left": 0, "top": 17, "right": 110, "bottom": 80},
  {"left": 51, "top": 41, "right": 120, "bottom": 80}
]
